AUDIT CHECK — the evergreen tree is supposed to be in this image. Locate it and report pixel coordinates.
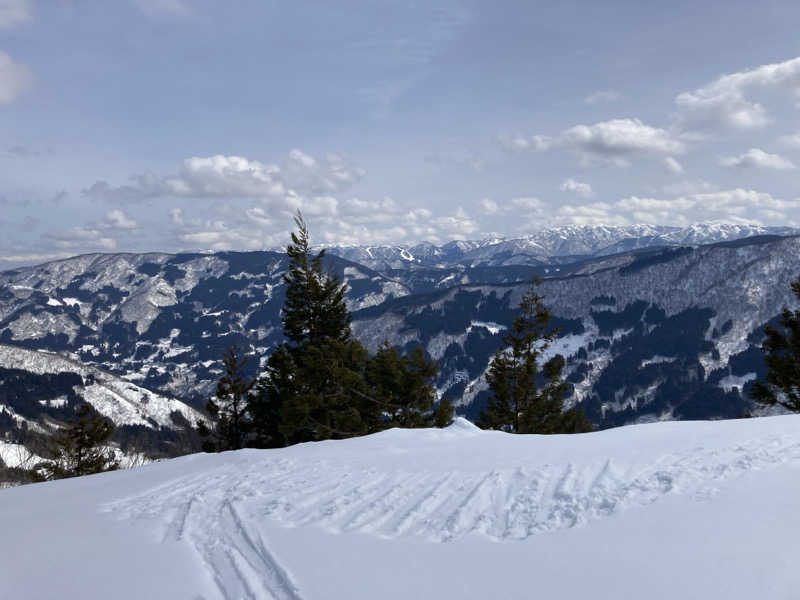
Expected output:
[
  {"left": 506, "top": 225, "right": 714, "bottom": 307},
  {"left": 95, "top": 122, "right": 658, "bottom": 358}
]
[
  {"left": 282, "top": 212, "right": 351, "bottom": 347},
  {"left": 751, "top": 276, "right": 800, "bottom": 411},
  {"left": 199, "top": 344, "right": 254, "bottom": 451},
  {"left": 364, "top": 343, "right": 439, "bottom": 428},
  {"left": 37, "top": 403, "right": 119, "bottom": 480},
  {"left": 433, "top": 398, "right": 455, "bottom": 428},
  {"left": 476, "top": 278, "right": 592, "bottom": 434},
  {"left": 250, "top": 212, "right": 377, "bottom": 443},
  {"left": 248, "top": 345, "right": 293, "bottom": 448}
]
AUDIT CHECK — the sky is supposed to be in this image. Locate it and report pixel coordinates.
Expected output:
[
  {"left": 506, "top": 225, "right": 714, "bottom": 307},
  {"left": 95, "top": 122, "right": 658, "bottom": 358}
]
[{"left": 1, "top": 0, "right": 800, "bottom": 267}]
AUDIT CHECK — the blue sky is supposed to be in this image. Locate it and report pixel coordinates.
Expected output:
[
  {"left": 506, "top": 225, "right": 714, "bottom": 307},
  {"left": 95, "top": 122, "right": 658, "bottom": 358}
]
[{"left": 1, "top": 0, "right": 800, "bottom": 266}]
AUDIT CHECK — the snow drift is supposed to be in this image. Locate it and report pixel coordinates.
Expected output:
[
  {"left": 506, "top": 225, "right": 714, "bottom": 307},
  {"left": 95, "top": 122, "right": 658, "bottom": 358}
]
[{"left": 2, "top": 415, "right": 800, "bottom": 599}]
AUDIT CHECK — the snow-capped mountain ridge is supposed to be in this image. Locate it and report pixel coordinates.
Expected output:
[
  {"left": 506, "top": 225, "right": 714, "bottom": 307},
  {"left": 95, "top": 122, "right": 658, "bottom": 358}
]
[{"left": 322, "top": 223, "right": 800, "bottom": 269}]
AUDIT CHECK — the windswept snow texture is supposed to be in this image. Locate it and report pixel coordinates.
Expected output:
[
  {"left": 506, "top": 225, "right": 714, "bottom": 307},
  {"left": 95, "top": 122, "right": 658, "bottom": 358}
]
[{"left": 3, "top": 416, "right": 800, "bottom": 598}]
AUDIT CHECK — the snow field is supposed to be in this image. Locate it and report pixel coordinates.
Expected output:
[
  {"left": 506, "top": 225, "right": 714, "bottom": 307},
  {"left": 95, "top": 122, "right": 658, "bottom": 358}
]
[
  {"left": 107, "top": 417, "right": 800, "bottom": 544},
  {"left": 3, "top": 415, "right": 800, "bottom": 598}
]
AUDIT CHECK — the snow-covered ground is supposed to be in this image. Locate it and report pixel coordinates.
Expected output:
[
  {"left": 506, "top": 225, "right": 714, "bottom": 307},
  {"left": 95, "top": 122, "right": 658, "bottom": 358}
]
[{"left": 2, "top": 415, "right": 800, "bottom": 599}]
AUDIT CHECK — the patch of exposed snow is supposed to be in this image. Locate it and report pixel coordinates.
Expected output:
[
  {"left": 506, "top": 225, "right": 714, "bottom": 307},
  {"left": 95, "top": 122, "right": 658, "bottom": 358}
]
[
  {"left": 719, "top": 372, "right": 756, "bottom": 392},
  {"left": 0, "top": 441, "right": 43, "bottom": 469},
  {"left": 641, "top": 355, "right": 676, "bottom": 368},
  {"left": 466, "top": 321, "right": 507, "bottom": 335}
]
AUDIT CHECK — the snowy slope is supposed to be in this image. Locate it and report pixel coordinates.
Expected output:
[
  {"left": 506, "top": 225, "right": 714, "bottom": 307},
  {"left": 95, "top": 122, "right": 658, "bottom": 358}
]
[
  {"left": 0, "top": 344, "right": 204, "bottom": 428},
  {"left": 2, "top": 415, "right": 800, "bottom": 599}
]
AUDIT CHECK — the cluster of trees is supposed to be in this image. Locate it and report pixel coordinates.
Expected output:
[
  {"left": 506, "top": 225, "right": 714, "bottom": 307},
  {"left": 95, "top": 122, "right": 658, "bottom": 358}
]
[
  {"left": 198, "top": 214, "right": 453, "bottom": 452},
  {"left": 200, "top": 215, "right": 598, "bottom": 452}
]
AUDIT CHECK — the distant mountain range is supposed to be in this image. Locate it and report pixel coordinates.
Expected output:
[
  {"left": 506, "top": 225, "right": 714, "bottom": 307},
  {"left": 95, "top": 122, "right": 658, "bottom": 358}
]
[
  {"left": 1, "top": 223, "right": 798, "bottom": 466},
  {"left": 320, "top": 223, "right": 800, "bottom": 269}
]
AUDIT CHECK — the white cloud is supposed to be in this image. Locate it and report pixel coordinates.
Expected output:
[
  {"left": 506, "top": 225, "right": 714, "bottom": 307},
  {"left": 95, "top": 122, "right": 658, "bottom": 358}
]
[
  {"left": 559, "top": 178, "right": 593, "bottom": 198},
  {"left": 0, "top": 50, "right": 31, "bottom": 104},
  {"left": 556, "top": 201, "right": 631, "bottom": 226},
  {"left": 480, "top": 198, "right": 500, "bottom": 214},
  {"left": 48, "top": 227, "right": 117, "bottom": 251},
  {"left": 165, "top": 155, "right": 286, "bottom": 198},
  {"left": 430, "top": 207, "right": 478, "bottom": 239},
  {"left": 584, "top": 90, "right": 620, "bottom": 105},
  {"left": 560, "top": 119, "right": 684, "bottom": 158},
  {"left": 508, "top": 119, "right": 684, "bottom": 166},
  {"left": 84, "top": 151, "right": 366, "bottom": 204},
  {"left": 553, "top": 188, "right": 799, "bottom": 228},
  {"left": 168, "top": 201, "right": 480, "bottom": 250},
  {"left": 102, "top": 209, "right": 138, "bottom": 230},
  {"left": 720, "top": 148, "right": 795, "bottom": 170},
  {"left": 0, "top": 0, "right": 31, "bottom": 28},
  {"left": 511, "top": 197, "right": 544, "bottom": 212},
  {"left": 663, "top": 157, "right": 684, "bottom": 174},
  {"left": 676, "top": 56, "right": 800, "bottom": 130}
]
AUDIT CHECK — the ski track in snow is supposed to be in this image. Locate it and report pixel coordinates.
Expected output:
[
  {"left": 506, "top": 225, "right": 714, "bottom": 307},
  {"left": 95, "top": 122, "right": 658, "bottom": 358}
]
[{"left": 102, "top": 424, "right": 800, "bottom": 598}]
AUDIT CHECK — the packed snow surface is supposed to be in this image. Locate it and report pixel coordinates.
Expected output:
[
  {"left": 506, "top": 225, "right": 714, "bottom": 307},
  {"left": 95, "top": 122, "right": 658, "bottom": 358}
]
[{"left": 3, "top": 415, "right": 800, "bottom": 598}]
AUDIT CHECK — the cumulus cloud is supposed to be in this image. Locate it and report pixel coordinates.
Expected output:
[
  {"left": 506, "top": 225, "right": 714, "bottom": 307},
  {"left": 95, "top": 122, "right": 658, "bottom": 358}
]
[
  {"left": 719, "top": 148, "right": 795, "bottom": 170},
  {"left": 145, "top": 152, "right": 482, "bottom": 252},
  {"left": 0, "top": 0, "right": 31, "bottom": 28},
  {"left": 83, "top": 151, "right": 366, "bottom": 204},
  {"left": 507, "top": 119, "right": 684, "bottom": 166},
  {"left": 559, "top": 178, "right": 593, "bottom": 198},
  {"left": 168, "top": 202, "right": 479, "bottom": 251},
  {"left": 0, "top": 50, "right": 31, "bottom": 104},
  {"left": 101, "top": 209, "right": 138, "bottom": 230},
  {"left": 584, "top": 90, "right": 620, "bottom": 104},
  {"left": 553, "top": 188, "right": 799, "bottom": 228},
  {"left": 560, "top": 119, "right": 684, "bottom": 159},
  {"left": 47, "top": 227, "right": 118, "bottom": 251},
  {"left": 676, "top": 56, "right": 800, "bottom": 130},
  {"left": 663, "top": 157, "right": 684, "bottom": 174}
]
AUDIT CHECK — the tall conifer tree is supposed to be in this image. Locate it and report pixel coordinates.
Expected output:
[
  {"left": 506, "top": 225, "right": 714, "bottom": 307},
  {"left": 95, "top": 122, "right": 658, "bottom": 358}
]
[
  {"left": 476, "top": 278, "right": 592, "bottom": 434},
  {"left": 249, "top": 212, "right": 377, "bottom": 443}
]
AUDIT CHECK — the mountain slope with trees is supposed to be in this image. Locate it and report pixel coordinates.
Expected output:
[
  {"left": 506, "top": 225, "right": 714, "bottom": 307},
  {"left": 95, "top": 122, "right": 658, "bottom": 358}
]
[{"left": 0, "top": 230, "right": 798, "bottom": 437}]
